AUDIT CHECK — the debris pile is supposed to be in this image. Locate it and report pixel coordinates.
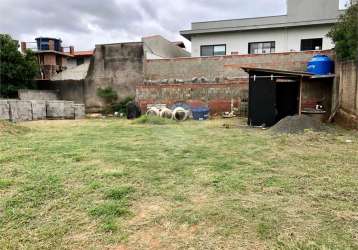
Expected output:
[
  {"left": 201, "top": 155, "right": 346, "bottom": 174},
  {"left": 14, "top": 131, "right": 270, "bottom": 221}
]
[{"left": 270, "top": 115, "right": 321, "bottom": 134}]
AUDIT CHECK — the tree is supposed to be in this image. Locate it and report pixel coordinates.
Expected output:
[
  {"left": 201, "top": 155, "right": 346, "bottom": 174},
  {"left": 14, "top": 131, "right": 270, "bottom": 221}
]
[
  {"left": 0, "top": 34, "right": 39, "bottom": 98},
  {"left": 328, "top": 2, "right": 358, "bottom": 60}
]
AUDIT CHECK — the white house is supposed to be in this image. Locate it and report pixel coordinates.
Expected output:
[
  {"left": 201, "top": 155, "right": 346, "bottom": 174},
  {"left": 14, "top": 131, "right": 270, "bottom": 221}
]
[{"left": 180, "top": 0, "right": 355, "bottom": 57}]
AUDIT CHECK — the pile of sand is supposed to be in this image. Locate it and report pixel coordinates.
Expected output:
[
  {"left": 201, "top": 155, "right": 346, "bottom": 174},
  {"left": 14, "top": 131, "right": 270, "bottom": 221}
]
[{"left": 270, "top": 115, "right": 321, "bottom": 134}]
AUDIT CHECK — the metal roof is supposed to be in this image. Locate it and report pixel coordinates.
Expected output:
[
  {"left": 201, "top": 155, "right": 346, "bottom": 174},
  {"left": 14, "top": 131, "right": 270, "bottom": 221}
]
[
  {"left": 242, "top": 67, "right": 314, "bottom": 78},
  {"left": 242, "top": 67, "right": 336, "bottom": 79}
]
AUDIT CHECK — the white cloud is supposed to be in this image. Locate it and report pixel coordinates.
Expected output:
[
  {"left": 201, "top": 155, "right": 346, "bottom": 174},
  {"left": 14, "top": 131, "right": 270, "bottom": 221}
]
[{"left": 0, "top": 0, "right": 286, "bottom": 50}]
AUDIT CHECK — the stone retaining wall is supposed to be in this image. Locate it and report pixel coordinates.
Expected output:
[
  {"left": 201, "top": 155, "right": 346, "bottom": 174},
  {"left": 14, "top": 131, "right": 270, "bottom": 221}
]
[{"left": 0, "top": 100, "right": 85, "bottom": 122}]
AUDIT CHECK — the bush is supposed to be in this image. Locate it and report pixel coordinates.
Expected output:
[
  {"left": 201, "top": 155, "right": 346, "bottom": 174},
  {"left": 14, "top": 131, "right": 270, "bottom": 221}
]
[
  {"left": 112, "top": 96, "right": 134, "bottom": 115},
  {"left": 97, "top": 87, "right": 118, "bottom": 104}
]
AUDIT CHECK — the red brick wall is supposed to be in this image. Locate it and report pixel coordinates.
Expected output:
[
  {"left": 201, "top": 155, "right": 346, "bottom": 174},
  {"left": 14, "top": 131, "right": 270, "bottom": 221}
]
[{"left": 138, "top": 50, "right": 334, "bottom": 114}]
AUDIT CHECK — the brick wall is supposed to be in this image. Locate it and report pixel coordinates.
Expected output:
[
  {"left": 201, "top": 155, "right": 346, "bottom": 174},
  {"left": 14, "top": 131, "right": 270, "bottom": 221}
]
[{"left": 138, "top": 50, "right": 333, "bottom": 114}]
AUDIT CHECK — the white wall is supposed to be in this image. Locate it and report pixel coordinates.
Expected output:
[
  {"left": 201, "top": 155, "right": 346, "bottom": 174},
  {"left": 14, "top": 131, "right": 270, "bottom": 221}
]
[
  {"left": 67, "top": 57, "right": 91, "bottom": 69},
  {"left": 191, "top": 25, "right": 334, "bottom": 57}
]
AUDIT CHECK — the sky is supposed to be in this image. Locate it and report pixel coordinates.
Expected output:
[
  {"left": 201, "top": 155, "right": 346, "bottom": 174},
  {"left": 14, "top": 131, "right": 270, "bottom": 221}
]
[{"left": 0, "top": 0, "right": 351, "bottom": 51}]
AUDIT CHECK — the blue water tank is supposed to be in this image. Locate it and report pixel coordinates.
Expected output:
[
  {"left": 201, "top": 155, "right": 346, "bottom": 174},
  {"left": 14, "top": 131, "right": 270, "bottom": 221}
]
[
  {"left": 307, "top": 55, "right": 334, "bottom": 75},
  {"left": 192, "top": 107, "right": 210, "bottom": 120}
]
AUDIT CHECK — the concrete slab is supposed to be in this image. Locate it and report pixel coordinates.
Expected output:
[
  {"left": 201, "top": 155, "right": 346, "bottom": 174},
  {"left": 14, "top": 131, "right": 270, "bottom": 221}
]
[
  {"left": 64, "top": 101, "right": 75, "bottom": 119},
  {"left": 8, "top": 100, "right": 33, "bottom": 122},
  {"left": 31, "top": 100, "right": 46, "bottom": 120},
  {"left": 73, "top": 104, "right": 85, "bottom": 119},
  {"left": 46, "top": 101, "right": 65, "bottom": 119},
  {"left": 0, "top": 100, "right": 10, "bottom": 121}
]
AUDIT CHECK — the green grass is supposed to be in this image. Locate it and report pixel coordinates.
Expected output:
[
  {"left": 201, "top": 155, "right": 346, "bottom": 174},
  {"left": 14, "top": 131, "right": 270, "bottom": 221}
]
[
  {"left": 132, "top": 115, "right": 176, "bottom": 125},
  {"left": 0, "top": 119, "right": 357, "bottom": 249}
]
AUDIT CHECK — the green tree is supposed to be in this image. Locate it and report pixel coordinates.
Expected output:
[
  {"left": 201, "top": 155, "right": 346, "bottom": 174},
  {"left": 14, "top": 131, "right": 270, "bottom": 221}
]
[
  {"left": 0, "top": 34, "right": 39, "bottom": 98},
  {"left": 328, "top": 2, "right": 358, "bottom": 60}
]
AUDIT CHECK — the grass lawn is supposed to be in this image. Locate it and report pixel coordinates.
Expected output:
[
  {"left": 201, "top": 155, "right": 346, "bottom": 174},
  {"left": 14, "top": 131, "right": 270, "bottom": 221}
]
[{"left": 0, "top": 118, "right": 357, "bottom": 249}]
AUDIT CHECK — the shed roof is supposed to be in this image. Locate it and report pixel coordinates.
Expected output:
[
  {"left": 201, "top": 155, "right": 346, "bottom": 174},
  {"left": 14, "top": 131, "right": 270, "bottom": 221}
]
[
  {"left": 242, "top": 67, "right": 314, "bottom": 77},
  {"left": 242, "top": 67, "right": 335, "bottom": 79}
]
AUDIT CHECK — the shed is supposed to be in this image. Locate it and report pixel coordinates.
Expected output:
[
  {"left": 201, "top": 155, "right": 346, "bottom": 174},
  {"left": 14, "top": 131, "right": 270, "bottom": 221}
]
[{"left": 242, "top": 67, "right": 335, "bottom": 127}]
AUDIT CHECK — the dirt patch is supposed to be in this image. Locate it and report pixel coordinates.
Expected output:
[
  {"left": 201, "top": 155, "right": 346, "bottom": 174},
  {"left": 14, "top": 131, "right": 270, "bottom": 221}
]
[
  {"left": 0, "top": 120, "right": 29, "bottom": 135},
  {"left": 270, "top": 115, "right": 321, "bottom": 134}
]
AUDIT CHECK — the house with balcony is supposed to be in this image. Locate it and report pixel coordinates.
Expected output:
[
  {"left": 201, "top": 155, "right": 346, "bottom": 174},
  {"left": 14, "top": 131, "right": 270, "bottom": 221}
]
[
  {"left": 21, "top": 37, "right": 95, "bottom": 80},
  {"left": 180, "top": 0, "right": 356, "bottom": 57}
]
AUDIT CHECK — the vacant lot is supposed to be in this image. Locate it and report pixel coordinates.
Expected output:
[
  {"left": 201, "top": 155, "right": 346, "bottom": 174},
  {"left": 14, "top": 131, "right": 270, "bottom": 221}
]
[{"left": 0, "top": 119, "right": 357, "bottom": 249}]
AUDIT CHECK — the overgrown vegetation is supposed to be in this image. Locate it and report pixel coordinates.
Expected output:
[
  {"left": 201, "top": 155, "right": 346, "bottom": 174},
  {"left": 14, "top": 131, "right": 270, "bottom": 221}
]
[
  {"left": 96, "top": 87, "right": 118, "bottom": 114},
  {"left": 328, "top": 2, "right": 358, "bottom": 60},
  {"left": 0, "top": 119, "right": 357, "bottom": 249},
  {"left": 0, "top": 34, "right": 39, "bottom": 98},
  {"left": 112, "top": 96, "right": 134, "bottom": 115},
  {"left": 96, "top": 87, "right": 134, "bottom": 115}
]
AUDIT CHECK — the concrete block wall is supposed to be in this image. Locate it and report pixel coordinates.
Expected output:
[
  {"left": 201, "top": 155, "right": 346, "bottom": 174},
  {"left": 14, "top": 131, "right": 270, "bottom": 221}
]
[
  {"left": 137, "top": 50, "right": 333, "bottom": 114},
  {"left": 73, "top": 104, "right": 85, "bottom": 119},
  {"left": 144, "top": 50, "right": 333, "bottom": 81},
  {"left": 18, "top": 89, "right": 59, "bottom": 101},
  {"left": 8, "top": 100, "right": 33, "bottom": 122},
  {"left": 64, "top": 101, "right": 75, "bottom": 119},
  {"left": 0, "top": 100, "right": 10, "bottom": 120},
  {"left": 0, "top": 100, "right": 86, "bottom": 122},
  {"left": 31, "top": 101, "right": 47, "bottom": 120},
  {"left": 46, "top": 101, "right": 65, "bottom": 119}
]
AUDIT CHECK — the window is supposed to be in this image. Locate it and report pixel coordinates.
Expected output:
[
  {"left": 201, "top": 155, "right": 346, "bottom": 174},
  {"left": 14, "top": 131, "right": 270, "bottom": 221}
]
[
  {"left": 248, "top": 42, "right": 275, "bottom": 54},
  {"left": 301, "top": 38, "right": 323, "bottom": 51},
  {"left": 200, "top": 44, "right": 226, "bottom": 56},
  {"left": 76, "top": 57, "right": 85, "bottom": 66}
]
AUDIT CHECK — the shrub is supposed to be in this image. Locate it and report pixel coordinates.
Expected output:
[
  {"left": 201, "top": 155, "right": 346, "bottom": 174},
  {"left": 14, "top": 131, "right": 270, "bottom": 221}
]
[
  {"left": 96, "top": 87, "right": 118, "bottom": 114},
  {"left": 112, "top": 96, "right": 135, "bottom": 115}
]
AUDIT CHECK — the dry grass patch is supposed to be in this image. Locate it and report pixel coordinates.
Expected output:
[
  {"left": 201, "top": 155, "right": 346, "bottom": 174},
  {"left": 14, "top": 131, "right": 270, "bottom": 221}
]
[{"left": 0, "top": 119, "right": 357, "bottom": 249}]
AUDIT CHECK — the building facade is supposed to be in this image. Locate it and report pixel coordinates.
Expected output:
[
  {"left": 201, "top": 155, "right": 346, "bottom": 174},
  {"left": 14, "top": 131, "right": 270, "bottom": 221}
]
[
  {"left": 180, "top": 0, "right": 355, "bottom": 57},
  {"left": 21, "top": 38, "right": 95, "bottom": 80}
]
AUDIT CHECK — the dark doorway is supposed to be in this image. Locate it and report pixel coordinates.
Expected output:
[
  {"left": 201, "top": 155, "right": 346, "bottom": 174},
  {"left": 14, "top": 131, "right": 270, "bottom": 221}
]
[
  {"left": 275, "top": 80, "right": 300, "bottom": 121},
  {"left": 248, "top": 73, "right": 277, "bottom": 127},
  {"left": 248, "top": 73, "right": 301, "bottom": 127}
]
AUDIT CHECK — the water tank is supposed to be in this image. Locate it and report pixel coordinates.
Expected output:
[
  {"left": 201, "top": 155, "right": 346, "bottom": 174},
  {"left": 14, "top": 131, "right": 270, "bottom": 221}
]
[
  {"left": 192, "top": 107, "right": 210, "bottom": 120},
  {"left": 307, "top": 55, "right": 334, "bottom": 75}
]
